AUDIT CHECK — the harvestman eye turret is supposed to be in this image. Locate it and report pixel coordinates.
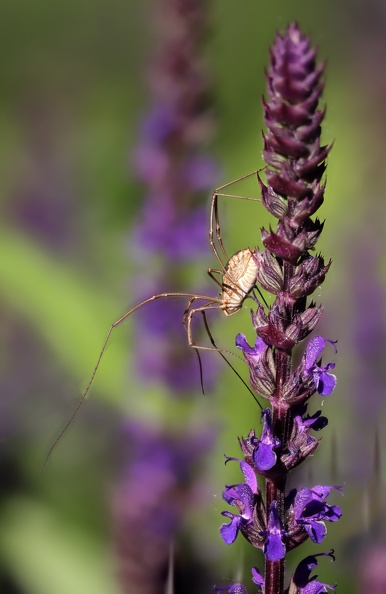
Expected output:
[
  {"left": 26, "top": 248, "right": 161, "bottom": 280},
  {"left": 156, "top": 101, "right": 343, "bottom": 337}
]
[{"left": 42, "top": 170, "right": 266, "bottom": 470}]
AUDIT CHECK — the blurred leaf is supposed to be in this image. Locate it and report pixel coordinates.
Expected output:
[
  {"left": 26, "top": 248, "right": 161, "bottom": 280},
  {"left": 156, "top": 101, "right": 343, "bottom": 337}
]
[
  {"left": 0, "top": 227, "right": 127, "bottom": 405},
  {"left": 0, "top": 497, "right": 120, "bottom": 594}
]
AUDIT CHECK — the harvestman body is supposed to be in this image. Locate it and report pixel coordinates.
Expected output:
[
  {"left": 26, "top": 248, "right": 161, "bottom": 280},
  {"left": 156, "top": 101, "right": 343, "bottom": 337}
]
[{"left": 42, "top": 170, "right": 265, "bottom": 469}]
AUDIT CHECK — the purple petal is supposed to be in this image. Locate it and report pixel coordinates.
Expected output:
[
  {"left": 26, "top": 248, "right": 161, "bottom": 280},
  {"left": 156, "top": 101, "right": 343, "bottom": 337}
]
[
  {"left": 236, "top": 334, "right": 267, "bottom": 361},
  {"left": 303, "top": 581, "right": 336, "bottom": 594},
  {"left": 297, "top": 410, "right": 328, "bottom": 432},
  {"left": 220, "top": 512, "right": 242, "bottom": 544},
  {"left": 240, "top": 460, "right": 258, "bottom": 493},
  {"left": 253, "top": 442, "right": 277, "bottom": 470},
  {"left": 324, "top": 504, "right": 342, "bottom": 522},
  {"left": 264, "top": 531, "right": 286, "bottom": 560},
  {"left": 305, "top": 337, "right": 337, "bottom": 372},
  {"left": 251, "top": 567, "right": 264, "bottom": 587},
  {"left": 316, "top": 369, "right": 337, "bottom": 395},
  {"left": 262, "top": 502, "right": 286, "bottom": 560},
  {"left": 305, "top": 519, "right": 327, "bottom": 543},
  {"left": 224, "top": 456, "right": 258, "bottom": 493},
  {"left": 305, "top": 336, "right": 327, "bottom": 370}
]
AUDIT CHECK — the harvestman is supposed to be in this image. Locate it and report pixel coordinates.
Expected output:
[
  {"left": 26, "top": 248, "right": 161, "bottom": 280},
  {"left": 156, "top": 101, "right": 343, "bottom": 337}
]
[{"left": 42, "top": 170, "right": 266, "bottom": 469}]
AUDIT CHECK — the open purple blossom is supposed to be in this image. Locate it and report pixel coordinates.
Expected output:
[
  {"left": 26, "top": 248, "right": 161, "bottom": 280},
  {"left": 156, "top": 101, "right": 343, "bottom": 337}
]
[
  {"left": 260, "top": 501, "right": 286, "bottom": 561},
  {"left": 303, "top": 337, "right": 337, "bottom": 396},
  {"left": 235, "top": 333, "right": 274, "bottom": 397},
  {"left": 220, "top": 481, "right": 254, "bottom": 539},
  {"left": 293, "top": 486, "right": 343, "bottom": 543},
  {"left": 290, "top": 551, "right": 336, "bottom": 594},
  {"left": 251, "top": 409, "right": 281, "bottom": 471},
  {"left": 220, "top": 465, "right": 257, "bottom": 545}
]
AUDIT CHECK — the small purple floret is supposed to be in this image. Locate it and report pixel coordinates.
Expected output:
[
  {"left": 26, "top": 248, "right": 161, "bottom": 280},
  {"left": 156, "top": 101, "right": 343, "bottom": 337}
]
[
  {"left": 236, "top": 334, "right": 267, "bottom": 365},
  {"left": 303, "top": 336, "right": 337, "bottom": 396},
  {"left": 220, "top": 458, "right": 259, "bottom": 545},
  {"left": 251, "top": 409, "right": 281, "bottom": 471},
  {"left": 294, "top": 485, "right": 343, "bottom": 543},
  {"left": 251, "top": 567, "right": 264, "bottom": 588},
  {"left": 220, "top": 484, "right": 254, "bottom": 544},
  {"left": 261, "top": 501, "right": 286, "bottom": 561}
]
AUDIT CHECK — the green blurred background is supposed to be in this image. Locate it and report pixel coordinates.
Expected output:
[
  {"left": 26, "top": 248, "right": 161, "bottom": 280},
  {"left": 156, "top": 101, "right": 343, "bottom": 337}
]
[{"left": 0, "top": 0, "right": 385, "bottom": 592}]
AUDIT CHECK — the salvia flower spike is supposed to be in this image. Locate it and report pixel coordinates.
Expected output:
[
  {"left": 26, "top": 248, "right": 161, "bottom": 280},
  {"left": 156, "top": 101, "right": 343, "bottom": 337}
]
[{"left": 217, "top": 23, "right": 342, "bottom": 594}]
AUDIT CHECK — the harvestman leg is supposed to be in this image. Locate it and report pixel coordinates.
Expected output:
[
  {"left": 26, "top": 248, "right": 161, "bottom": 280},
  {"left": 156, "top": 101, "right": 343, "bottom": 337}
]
[
  {"left": 41, "top": 291, "right": 222, "bottom": 471},
  {"left": 182, "top": 286, "right": 259, "bottom": 396},
  {"left": 200, "top": 310, "right": 262, "bottom": 408},
  {"left": 183, "top": 301, "right": 258, "bottom": 398},
  {"left": 42, "top": 171, "right": 266, "bottom": 469},
  {"left": 210, "top": 169, "right": 270, "bottom": 307},
  {"left": 210, "top": 168, "right": 265, "bottom": 271}
]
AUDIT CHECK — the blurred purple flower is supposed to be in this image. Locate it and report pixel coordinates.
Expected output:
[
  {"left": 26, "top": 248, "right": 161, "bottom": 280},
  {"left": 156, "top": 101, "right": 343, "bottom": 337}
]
[
  {"left": 130, "top": 0, "right": 220, "bottom": 395},
  {"left": 112, "top": 420, "right": 213, "bottom": 593}
]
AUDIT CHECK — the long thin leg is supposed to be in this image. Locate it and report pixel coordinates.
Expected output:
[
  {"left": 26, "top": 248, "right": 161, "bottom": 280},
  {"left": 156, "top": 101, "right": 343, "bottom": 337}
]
[
  {"left": 185, "top": 304, "right": 243, "bottom": 361},
  {"left": 214, "top": 168, "right": 266, "bottom": 193},
  {"left": 201, "top": 310, "right": 262, "bottom": 409},
  {"left": 207, "top": 268, "right": 224, "bottom": 290},
  {"left": 41, "top": 291, "right": 222, "bottom": 471},
  {"left": 209, "top": 168, "right": 265, "bottom": 271},
  {"left": 182, "top": 295, "right": 207, "bottom": 395}
]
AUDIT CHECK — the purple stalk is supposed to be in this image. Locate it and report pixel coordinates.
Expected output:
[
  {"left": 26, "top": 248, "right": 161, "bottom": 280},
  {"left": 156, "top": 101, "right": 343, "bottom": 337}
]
[{"left": 216, "top": 24, "right": 341, "bottom": 594}]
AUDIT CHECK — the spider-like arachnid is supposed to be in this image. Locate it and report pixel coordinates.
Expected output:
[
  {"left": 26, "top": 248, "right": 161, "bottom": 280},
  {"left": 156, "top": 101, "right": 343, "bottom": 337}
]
[{"left": 42, "top": 170, "right": 265, "bottom": 469}]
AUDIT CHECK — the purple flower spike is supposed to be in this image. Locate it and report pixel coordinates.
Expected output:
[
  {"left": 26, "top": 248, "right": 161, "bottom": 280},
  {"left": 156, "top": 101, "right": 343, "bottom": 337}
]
[
  {"left": 303, "top": 336, "right": 337, "bottom": 396},
  {"left": 261, "top": 501, "right": 286, "bottom": 561},
  {"left": 252, "top": 409, "right": 281, "bottom": 471},
  {"left": 214, "top": 23, "right": 341, "bottom": 592},
  {"left": 294, "top": 485, "right": 343, "bottom": 543},
  {"left": 292, "top": 551, "right": 336, "bottom": 594}
]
